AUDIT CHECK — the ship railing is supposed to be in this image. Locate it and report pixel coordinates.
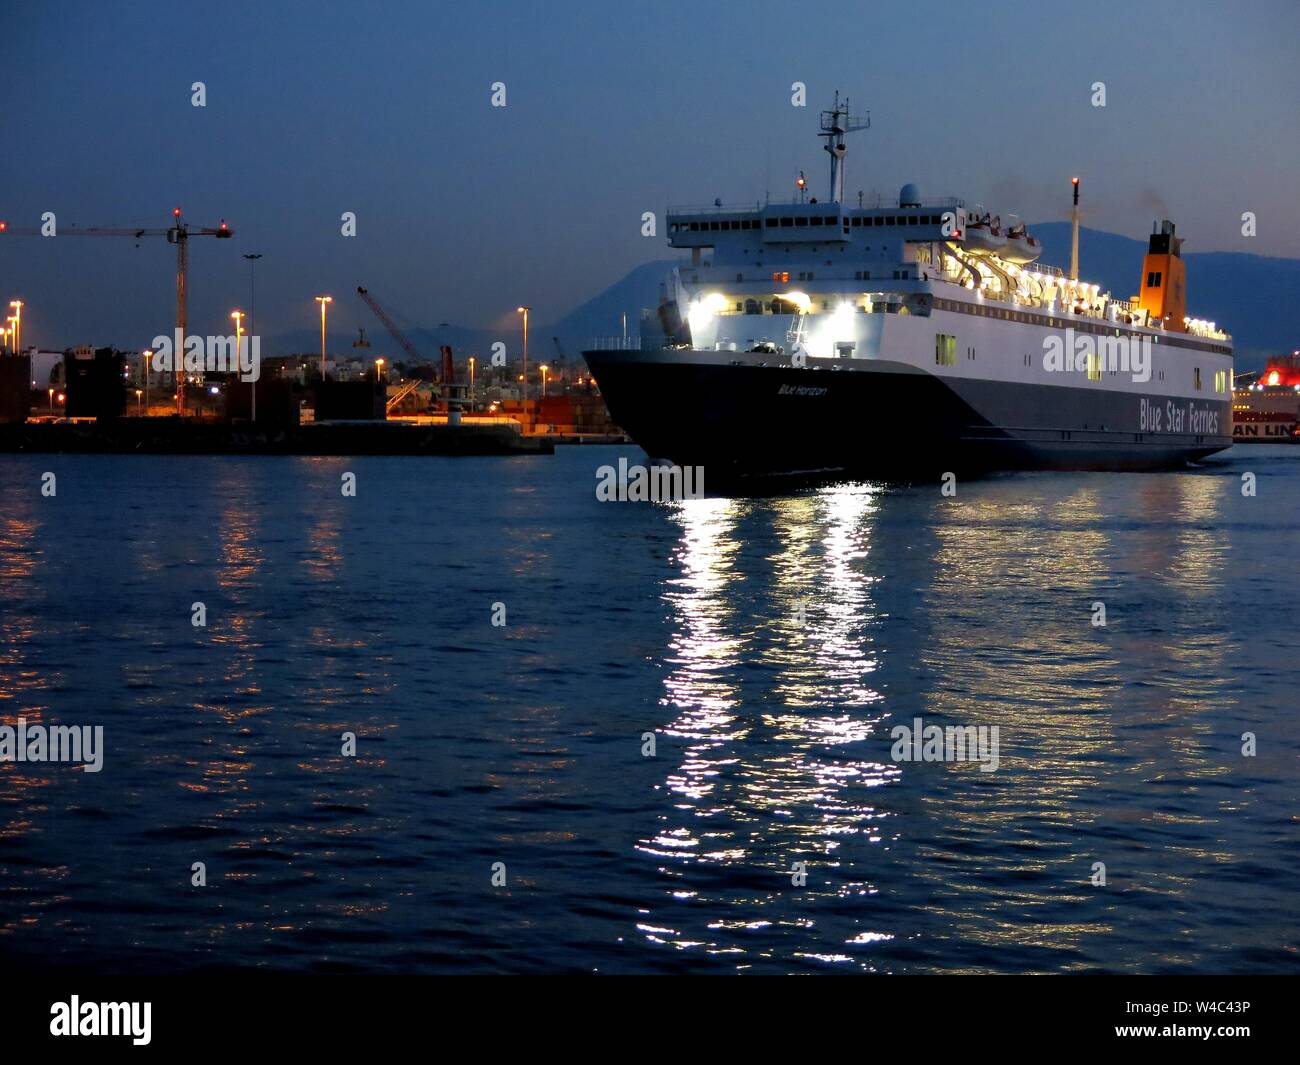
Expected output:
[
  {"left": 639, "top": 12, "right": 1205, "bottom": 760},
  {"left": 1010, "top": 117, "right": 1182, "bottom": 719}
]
[
  {"left": 668, "top": 202, "right": 765, "bottom": 215},
  {"left": 590, "top": 335, "right": 643, "bottom": 350}
]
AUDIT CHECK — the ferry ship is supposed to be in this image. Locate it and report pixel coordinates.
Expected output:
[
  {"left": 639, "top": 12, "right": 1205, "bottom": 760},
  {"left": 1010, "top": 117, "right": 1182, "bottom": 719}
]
[
  {"left": 584, "top": 95, "right": 1233, "bottom": 480},
  {"left": 1232, "top": 353, "right": 1300, "bottom": 443}
]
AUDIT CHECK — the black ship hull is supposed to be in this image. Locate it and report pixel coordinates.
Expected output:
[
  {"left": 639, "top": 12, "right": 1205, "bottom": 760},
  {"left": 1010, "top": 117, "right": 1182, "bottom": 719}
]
[{"left": 584, "top": 348, "right": 1232, "bottom": 482}]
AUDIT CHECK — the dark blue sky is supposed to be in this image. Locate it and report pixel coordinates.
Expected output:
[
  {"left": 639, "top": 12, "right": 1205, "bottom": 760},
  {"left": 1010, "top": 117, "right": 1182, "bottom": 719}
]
[{"left": 2, "top": 0, "right": 1297, "bottom": 352}]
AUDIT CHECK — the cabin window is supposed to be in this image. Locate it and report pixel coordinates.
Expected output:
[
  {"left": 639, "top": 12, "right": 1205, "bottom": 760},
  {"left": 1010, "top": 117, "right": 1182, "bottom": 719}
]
[
  {"left": 1146, "top": 271, "right": 1162, "bottom": 288},
  {"left": 810, "top": 216, "right": 823, "bottom": 226},
  {"left": 781, "top": 217, "right": 794, "bottom": 227},
  {"left": 765, "top": 218, "right": 778, "bottom": 228},
  {"left": 1086, "top": 353, "right": 1102, "bottom": 381},
  {"left": 935, "top": 334, "right": 957, "bottom": 366},
  {"left": 1215, "top": 370, "right": 1227, "bottom": 393},
  {"left": 795, "top": 217, "right": 808, "bottom": 227},
  {"left": 1194, "top": 367, "right": 1202, "bottom": 390}
]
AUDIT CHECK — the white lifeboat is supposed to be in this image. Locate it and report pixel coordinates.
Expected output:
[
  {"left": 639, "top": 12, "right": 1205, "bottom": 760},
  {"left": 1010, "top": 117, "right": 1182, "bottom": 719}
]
[
  {"left": 961, "top": 211, "right": 1006, "bottom": 255},
  {"left": 1002, "top": 221, "right": 1042, "bottom": 264}
]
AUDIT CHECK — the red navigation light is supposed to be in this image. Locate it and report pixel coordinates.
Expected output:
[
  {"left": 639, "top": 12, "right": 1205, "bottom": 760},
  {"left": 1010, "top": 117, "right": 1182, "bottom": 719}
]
[
  {"left": 1071, "top": 176, "right": 1079, "bottom": 185},
  {"left": 0, "top": 221, "right": 7, "bottom": 232},
  {"left": 173, "top": 207, "right": 182, "bottom": 217}
]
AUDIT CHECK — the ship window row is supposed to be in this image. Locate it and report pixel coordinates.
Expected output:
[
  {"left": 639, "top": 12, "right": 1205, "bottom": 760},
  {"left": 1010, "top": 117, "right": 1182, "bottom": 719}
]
[
  {"left": 764, "top": 216, "right": 843, "bottom": 228},
  {"left": 850, "top": 214, "right": 944, "bottom": 227},
  {"left": 930, "top": 297, "right": 1230, "bottom": 356},
  {"left": 672, "top": 219, "right": 764, "bottom": 233}
]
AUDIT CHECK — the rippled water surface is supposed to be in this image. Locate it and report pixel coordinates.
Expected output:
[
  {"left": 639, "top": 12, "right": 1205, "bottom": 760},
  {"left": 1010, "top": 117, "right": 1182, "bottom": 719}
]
[{"left": 0, "top": 446, "right": 1296, "bottom": 974}]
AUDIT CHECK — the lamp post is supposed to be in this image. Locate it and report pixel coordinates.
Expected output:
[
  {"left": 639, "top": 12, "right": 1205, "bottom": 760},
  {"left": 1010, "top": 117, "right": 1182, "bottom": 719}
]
[
  {"left": 48, "top": 387, "right": 53, "bottom": 414},
  {"left": 135, "top": 388, "right": 143, "bottom": 415},
  {"left": 8, "top": 300, "right": 22, "bottom": 354},
  {"left": 243, "top": 255, "right": 262, "bottom": 419},
  {"left": 231, "top": 310, "right": 245, "bottom": 419},
  {"left": 539, "top": 363, "right": 549, "bottom": 398},
  {"left": 315, "top": 295, "right": 333, "bottom": 378},
  {"left": 142, "top": 349, "right": 152, "bottom": 415},
  {"left": 468, "top": 356, "right": 476, "bottom": 410},
  {"left": 515, "top": 306, "right": 530, "bottom": 407}
]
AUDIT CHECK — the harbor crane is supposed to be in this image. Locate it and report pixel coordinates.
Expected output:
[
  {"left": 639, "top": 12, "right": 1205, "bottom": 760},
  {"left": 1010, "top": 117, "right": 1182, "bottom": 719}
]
[
  {"left": 356, "top": 285, "right": 456, "bottom": 387},
  {"left": 0, "top": 209, "right": 234, "bottom": 412}
]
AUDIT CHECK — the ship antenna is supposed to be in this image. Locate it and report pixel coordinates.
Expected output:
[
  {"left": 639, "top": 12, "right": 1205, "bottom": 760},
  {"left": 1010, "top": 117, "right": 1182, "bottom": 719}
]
[
  {"left": 819, "top": 90, "right": 870, "bottom": 204},
  {"left": 1069, "top": 176, "right": 1081, "bottom": 280}
]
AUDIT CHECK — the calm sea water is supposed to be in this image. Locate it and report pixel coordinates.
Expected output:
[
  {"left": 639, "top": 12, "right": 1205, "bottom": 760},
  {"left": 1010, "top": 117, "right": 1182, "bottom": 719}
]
[{"left": 0, "top": 445, "right": 1296, "bottom": 975}]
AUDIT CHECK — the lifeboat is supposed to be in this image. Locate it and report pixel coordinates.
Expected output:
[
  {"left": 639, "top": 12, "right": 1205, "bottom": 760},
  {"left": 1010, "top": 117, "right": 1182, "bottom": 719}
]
[
  {"left": 961, "top": 211, "right": 1006, "bottom": 255},
  {"left": 1002, "top": 221, "right": 1042, "bottom": 264}
]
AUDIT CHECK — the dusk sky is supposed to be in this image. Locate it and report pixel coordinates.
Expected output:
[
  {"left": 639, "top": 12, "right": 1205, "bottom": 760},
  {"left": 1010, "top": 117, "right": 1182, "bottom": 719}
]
[{"left": 2, "top": 0, "right": 1297, "bottom": 353}]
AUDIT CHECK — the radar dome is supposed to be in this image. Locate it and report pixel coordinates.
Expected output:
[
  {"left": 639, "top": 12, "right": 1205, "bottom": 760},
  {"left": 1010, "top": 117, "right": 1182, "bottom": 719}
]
[{"left": 900, "top": 183, "right": 922, "bottom": 208}]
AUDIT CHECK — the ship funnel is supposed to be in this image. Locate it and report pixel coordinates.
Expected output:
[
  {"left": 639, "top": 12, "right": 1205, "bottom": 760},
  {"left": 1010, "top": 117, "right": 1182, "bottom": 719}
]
[{"left": 1137, "top": 217, "right": 1187, "bottom": 332}]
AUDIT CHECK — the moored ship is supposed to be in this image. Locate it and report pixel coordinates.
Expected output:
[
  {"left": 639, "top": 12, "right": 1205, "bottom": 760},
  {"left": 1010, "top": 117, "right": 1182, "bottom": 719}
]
[
  {"left": 1232, "top": 353, "right": 1300, "bottom": 443},
  {"left": 584, "top": 95, "right": 1233, "bottom": 481}
]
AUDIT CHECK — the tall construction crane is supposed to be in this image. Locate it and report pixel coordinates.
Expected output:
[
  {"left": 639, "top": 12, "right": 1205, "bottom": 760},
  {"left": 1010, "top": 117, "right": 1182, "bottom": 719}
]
[
  {"left": 1, "top": 209, "right": 233, "bottom": 412},
  {"left": 356, "top": 285, "right": 455, "bottom": 385}
]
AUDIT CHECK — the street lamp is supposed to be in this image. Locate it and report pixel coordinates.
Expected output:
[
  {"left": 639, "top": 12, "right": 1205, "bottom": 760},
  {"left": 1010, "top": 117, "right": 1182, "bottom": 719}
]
[
  {"left": 135, "top": 388, "right": 143, "bottom": 414},
  {"left": 48, "top": 387, "right": 53, "bottom": 414},
  {"left": 8, "top": 300, "right": 21, "bottom": 354},
  {"left": 467, "top": 356, "right": 476, "bottom": 409},
  {"left": 141, "top": 350, "right": 152, "bottom": 415},
  {"left": 539, "top": 363, "right": 549, "bottom": 398},
  {"left": 375, "top": 357, "right": 385, "bottom": 382},
  {"left": 231, "top": 310, "right": 246, "bottom": 419},
  {"left": 516, "top": 306, "right": 530, "bottom": 406},
  {"left": 315, "top": 295, "right": 333, "bottom": 378}
]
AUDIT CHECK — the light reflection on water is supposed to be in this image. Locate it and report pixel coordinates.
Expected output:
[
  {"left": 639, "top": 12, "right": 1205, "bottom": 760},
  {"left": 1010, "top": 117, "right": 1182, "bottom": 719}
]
[
  {"left": 0, "top": 450, "right": 1295, "bottom": 974},
  {"left": 637, "top": 466, "right": 1288, "bottom": 973}
]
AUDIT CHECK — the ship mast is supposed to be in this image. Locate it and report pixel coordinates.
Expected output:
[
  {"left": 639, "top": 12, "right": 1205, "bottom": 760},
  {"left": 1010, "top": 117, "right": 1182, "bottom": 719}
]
[{"left": 819, "top": 92, "right": 870, "bottom": 204}]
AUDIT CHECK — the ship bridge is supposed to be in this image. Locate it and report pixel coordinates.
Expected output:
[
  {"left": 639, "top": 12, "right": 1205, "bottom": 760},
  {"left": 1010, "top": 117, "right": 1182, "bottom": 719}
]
[{"left": 668, "top": 200, "right": 967, "bottom": 251}]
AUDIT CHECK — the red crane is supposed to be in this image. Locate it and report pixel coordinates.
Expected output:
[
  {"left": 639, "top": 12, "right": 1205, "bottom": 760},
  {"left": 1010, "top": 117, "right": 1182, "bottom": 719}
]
[{"left": 1, "top": 209, "right": 233, "bottom": 413}]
